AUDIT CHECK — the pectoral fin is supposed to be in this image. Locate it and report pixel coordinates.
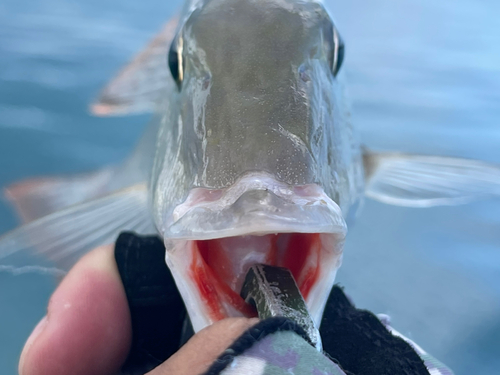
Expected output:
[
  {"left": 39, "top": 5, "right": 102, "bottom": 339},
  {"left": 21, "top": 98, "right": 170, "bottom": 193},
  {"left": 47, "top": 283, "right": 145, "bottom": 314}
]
[
  {"left": 364, "top": 152, "right": 500, "bottom": 207},
  {"left": 0, "top": 185, "right": 155, "bottom": 275},
  {"left": 91, "top": 17, "right": 179, "bottom": 116}
]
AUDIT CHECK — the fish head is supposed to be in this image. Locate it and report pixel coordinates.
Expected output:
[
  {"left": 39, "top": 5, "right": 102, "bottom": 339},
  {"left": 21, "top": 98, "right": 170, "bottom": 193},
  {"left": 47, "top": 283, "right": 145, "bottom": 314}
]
[{"left": 151, "top": 0, "right": 364, "bottom": 331}]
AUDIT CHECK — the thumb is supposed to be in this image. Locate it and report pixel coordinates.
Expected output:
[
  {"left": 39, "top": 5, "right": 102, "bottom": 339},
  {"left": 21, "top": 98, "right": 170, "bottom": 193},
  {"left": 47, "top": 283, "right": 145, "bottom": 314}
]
[
  {"left": 19, "top": 245, "right": 132, "bottom": 375},
  {"left": 148, "top": 318, "right": 259, "bottom": 375}
]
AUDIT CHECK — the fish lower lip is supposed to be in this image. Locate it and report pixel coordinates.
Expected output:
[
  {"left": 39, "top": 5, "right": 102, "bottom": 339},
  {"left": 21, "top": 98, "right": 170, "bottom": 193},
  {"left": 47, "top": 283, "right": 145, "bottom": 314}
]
[
  {"left": 161, "top": 174, "right": 347, "bottom": 332},
  {"left": 165, "top": 231, "right": 344, "bottom": 333}
]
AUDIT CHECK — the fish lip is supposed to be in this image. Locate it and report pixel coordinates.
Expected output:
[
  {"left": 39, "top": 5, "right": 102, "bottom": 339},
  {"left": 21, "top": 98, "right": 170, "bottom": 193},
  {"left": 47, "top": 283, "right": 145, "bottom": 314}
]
[
  {"left": 161, "top": 173, "right": 346, "bottom": 332},
  {"left": 162, "top": 172, "right": 347, "bottom": 241}
]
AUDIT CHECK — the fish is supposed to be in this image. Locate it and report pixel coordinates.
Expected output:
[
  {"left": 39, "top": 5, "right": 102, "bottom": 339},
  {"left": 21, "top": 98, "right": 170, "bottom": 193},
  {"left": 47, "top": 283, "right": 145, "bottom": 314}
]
[{"left": 1, "top": 0, "right": 500, "bottom": 333}]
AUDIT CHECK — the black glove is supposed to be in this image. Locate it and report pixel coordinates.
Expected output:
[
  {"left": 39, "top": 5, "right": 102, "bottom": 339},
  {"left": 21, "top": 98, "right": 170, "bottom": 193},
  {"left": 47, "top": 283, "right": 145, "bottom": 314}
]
[{"left": 114, "top": 232, "right": 429, "bottom": 375}]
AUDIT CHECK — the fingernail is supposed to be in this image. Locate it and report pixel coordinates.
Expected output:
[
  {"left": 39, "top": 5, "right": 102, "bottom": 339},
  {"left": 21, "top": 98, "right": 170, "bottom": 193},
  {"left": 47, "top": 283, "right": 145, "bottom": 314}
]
[
  {"left": 248, "top": 317, "right": 260, "bottom": 325},
  {"left": 19, "top": 316, "right": 48, "bottom": 375},
  {"left": 80, "top": 244, "right": 121, "bottom": 280}
]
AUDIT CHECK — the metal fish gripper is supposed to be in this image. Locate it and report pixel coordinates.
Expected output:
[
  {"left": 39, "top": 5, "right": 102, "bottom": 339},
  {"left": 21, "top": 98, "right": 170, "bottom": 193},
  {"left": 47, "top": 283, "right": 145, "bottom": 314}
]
[{"left": 240, "top": 264, "right": 323, "bottom": 351}]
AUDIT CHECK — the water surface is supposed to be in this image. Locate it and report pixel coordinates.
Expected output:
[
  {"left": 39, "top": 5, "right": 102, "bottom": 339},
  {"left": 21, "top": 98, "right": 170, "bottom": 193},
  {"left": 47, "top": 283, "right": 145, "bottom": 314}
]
[{"left": 1, "top": 0, "right": 499, "bottom": 373}]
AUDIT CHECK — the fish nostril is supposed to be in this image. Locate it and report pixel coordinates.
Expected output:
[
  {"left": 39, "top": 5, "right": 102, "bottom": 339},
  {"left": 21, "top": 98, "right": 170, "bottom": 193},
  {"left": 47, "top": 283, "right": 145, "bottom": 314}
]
[
  {"left": 202, "top": 74, "right": 211, "bottom": 90},
  {"left": 299, "top": 64, "right": 311, "bottom": 83}
]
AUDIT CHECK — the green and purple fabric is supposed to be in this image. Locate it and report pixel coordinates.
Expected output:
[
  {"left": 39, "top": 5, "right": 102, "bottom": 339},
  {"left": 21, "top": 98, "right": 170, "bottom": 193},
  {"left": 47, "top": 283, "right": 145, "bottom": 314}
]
[{"left": 205, "top": 317, "right": 454, "bottom": 375}]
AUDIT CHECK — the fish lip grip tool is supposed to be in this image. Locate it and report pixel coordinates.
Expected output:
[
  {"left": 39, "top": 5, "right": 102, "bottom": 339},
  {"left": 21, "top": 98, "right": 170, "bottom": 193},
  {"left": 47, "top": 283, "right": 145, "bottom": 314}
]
[{"left": 240, "top": 264, "right": 323, "bottom": 352}]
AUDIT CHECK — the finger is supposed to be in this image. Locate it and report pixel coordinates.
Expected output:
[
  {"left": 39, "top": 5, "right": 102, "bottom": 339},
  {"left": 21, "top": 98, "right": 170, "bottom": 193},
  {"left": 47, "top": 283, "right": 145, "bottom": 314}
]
[
  {"left": 148, "top": 317, "right": 259, "bottom": 375},
  {"left": 19, "top": 244, "right": 132, "bottom": 375}
]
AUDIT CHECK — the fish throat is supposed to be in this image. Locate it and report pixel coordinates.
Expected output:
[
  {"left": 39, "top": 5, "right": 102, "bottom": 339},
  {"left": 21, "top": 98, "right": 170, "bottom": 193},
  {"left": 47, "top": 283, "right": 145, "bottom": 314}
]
[{"left": 191, "top": 233, "right": 324, "bottom": 320}]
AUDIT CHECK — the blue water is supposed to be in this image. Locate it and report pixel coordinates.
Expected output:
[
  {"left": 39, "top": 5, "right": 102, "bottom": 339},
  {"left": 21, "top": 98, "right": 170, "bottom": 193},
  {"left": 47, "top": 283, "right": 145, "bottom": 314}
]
[{"left": 1, "top": 0, "right": 499, "bottom": 373}]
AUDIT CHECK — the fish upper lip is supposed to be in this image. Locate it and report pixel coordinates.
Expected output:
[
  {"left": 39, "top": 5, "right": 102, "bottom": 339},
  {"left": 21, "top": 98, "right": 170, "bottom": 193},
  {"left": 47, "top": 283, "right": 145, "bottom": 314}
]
[{"left": 163, "top": 172, "right": 347, "bottom": 241}]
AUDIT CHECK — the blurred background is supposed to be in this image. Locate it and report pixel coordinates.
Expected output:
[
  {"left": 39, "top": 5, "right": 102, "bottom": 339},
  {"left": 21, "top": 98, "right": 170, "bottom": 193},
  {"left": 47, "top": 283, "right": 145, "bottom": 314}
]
[{"left": 0, "top": 0, "right": 499, "bottom": 373}]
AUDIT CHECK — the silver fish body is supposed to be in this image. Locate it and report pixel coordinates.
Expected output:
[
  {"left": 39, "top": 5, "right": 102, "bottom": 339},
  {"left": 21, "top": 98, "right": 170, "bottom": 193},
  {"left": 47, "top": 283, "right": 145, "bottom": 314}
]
[
  {"left": 149, "top": 0, "right": 362, "bottom": 330},
  {"left": 1, "top": 0, "right": 500, "bottom": 337}
]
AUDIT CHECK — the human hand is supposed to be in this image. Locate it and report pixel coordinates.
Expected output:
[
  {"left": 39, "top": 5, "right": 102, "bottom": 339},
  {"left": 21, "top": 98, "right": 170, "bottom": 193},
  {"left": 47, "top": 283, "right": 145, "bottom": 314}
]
[{"left": 19, "top": 245, "right": 258, "bottom": 375}]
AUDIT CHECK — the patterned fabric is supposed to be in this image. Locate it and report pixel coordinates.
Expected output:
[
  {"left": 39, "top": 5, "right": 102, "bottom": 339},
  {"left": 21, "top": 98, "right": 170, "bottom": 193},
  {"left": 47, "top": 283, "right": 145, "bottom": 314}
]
[
  {"left": 217, "top": 320, "right": 454, "bottom": 375},
  {"left": 220, "top": 331, "right": 346, "bottom": 375}
]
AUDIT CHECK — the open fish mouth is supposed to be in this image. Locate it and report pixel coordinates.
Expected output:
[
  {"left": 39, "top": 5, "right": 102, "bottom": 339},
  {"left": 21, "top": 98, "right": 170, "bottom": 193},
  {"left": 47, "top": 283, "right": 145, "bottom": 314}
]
[{"left": 162, "top": 173, "right": 347, "bottom": 332}]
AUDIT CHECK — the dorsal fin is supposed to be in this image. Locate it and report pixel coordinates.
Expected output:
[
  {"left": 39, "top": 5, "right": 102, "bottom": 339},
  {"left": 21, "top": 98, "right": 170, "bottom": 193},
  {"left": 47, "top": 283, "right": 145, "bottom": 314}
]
[{"left": 91, "top": 17, "right": 179, "bottom": 116}]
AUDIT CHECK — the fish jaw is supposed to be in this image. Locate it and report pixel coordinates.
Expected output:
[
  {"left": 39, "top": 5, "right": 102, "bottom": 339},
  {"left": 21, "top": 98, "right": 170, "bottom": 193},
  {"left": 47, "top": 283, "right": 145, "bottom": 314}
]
[{"left": 161, "top": 173, "right": 346, "bottom": 332}]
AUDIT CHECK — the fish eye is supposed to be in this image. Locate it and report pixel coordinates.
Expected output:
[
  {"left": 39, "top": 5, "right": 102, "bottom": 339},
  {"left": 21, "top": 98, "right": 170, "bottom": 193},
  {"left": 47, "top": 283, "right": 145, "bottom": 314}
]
[
  {"left": 331, "top": 26, "right": 345, "bottom": 77},
  {"left": 168, "top": 35, "right": 184, "bottom": 89}
]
